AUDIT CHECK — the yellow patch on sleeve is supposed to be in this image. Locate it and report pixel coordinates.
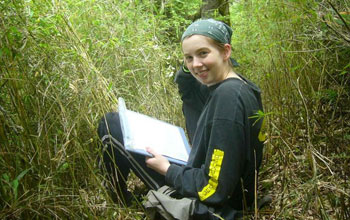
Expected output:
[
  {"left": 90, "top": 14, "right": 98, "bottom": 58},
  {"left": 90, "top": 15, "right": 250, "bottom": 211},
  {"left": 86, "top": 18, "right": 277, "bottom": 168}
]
[{"left": 198, "top": 149, "right": 224, "bottom": 201}]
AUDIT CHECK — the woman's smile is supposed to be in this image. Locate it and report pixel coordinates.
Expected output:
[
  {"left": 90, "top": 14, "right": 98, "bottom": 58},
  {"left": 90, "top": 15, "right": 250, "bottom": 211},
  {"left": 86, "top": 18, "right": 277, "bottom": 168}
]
[{"left": 196, "top": 69, "right": 209, "bottom": 79}]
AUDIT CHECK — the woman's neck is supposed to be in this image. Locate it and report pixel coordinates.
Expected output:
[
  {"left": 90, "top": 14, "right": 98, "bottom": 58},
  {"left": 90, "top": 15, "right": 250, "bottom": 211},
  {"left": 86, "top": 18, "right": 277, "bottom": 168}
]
[{"left": 224, "top": 67, "right": 242, "bottom": 81}]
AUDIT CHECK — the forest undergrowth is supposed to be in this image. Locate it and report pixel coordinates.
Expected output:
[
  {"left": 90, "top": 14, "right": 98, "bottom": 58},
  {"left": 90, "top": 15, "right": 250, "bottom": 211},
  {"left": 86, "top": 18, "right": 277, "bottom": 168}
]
[{"left": 0, "top": 0, "right": 349, "bottom": 219}]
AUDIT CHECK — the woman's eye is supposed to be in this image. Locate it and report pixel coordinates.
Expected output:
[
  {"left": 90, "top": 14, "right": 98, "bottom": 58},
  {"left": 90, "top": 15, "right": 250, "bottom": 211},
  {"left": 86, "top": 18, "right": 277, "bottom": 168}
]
[
  {"left": 199, "top": 51, "right": 208, "bottom": 56},
  {"left": 185, "top": 56, "right": 193, "bottom": 62}
]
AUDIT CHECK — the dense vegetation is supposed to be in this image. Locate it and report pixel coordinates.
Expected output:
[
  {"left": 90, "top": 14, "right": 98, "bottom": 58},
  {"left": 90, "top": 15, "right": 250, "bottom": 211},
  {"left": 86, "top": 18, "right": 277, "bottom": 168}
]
[{"left": 1, "top": 0, "right": 349, "bottom": 219}]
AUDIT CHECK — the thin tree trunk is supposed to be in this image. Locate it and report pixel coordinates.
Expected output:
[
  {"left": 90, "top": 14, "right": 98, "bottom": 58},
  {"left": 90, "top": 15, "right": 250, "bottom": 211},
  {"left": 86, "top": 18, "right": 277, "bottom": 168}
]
[{"left": 201, "top": 0, "right": 231, "bottom": 25}]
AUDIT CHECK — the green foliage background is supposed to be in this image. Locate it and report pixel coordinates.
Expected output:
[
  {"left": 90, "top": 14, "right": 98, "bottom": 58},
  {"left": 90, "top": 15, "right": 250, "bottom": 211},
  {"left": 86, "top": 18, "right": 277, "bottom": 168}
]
[{"left": 1, "top": 0, "right": 349, "bottom": 219}]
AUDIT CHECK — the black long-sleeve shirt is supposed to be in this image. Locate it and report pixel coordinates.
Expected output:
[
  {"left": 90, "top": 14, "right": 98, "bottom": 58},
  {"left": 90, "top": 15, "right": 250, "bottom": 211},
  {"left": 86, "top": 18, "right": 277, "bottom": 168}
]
[{"left": 166, "top": 68, "right": 265, "bottom": 211}]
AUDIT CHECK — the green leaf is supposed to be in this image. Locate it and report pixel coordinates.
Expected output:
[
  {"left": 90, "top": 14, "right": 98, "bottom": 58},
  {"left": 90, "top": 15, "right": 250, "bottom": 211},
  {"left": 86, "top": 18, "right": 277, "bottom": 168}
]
[
  {"left": 15, "top": 168, "right": 31, "bottom": 181},
  {"left": 345, "top": 134, "right": 350, "bottom": 140},
  {"left": 59, "top": 162, "right": 69, "bottom": 172},
  {"left": 2, "top": 173, "right": 10, "bottom": 182},
  {"left": 8, "top": 168, "right": 31, "bottom": 201},
  {"left": 0, "top": 47, "right": 11, "bottom": 58},
  {"left": 107, "top": 82, "right": 113, "bottom": 92},
  {"left": 341, "top": 63, "right": 350, "bottom": 75},
  {"left": 12, "top": 179, "right": 19, "bottom": 200},
  {"left": 11, "top": 179, "right": 19, "bottom": 190}
]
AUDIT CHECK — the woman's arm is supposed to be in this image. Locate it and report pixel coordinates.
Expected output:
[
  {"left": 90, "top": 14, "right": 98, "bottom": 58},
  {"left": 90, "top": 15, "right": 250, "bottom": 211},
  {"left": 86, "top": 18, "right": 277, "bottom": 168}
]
[
  {"left": 174, "top": 65, "right": 209, "bottom": 107},
  {"left": 175, "top": 66, "right": 210, "bottom": 142},
  {"left": 164, "top": 119, "right": 246, "bottom": 205}
]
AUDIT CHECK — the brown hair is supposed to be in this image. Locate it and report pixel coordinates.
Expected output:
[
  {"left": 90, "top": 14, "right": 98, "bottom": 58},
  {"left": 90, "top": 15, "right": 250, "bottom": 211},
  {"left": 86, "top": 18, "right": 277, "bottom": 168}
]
[{"left": 205, "top": 37, "right": 234, "bottom": 68}]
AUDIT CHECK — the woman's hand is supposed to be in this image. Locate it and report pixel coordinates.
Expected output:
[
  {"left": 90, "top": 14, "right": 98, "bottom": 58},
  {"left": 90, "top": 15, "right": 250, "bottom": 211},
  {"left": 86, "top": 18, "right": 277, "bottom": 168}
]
[{"left": 145, "top": 147, "right": 170, "bottom": 176}]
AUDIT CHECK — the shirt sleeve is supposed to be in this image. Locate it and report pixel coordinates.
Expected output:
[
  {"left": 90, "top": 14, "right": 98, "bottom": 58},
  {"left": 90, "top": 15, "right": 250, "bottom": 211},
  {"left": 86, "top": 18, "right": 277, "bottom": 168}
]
[
  {"left": 165, "top": 119, "right": 247, "bottom": 205},
  {"left": 174, "top": 66, "right": 209, "bottom": 112},
  {"left": 174, "top": 66, "right": 210, "bottom": 142}
]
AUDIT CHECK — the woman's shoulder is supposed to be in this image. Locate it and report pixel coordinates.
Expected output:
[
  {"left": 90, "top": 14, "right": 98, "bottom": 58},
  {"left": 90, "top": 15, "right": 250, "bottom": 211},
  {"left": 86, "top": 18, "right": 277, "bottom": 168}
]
[
  {"left": 215, "top": 76, "right": 260, "bottom": 96},
  {"left": 206, "top": 79, "right": 246, "bottom": 121},
  {"left": 212, "top": 78, "right": 246, "bottom": 97},
  {"left": 207, "top": 79, "right": 244, "bottom": 110},
  {"left": 211, "top": 77, "right": 261, "bottom": 107}
]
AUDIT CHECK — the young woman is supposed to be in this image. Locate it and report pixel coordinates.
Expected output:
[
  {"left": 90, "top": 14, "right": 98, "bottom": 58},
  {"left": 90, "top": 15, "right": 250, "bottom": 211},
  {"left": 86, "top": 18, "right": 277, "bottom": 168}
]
[{"left": 98, "top": 19, "right": 265, "bottom": 219}]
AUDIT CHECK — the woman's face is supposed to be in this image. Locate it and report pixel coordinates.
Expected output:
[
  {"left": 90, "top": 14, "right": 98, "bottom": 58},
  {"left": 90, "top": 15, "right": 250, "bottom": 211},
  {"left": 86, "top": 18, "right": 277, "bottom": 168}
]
[{"left": 182, "top": 35, "right": 231, "bottom": 86}]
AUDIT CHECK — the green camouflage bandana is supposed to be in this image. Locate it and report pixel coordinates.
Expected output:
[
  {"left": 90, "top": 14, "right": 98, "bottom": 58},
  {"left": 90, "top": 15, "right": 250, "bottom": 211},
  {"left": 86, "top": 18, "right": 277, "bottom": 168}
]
[
  {"left": 181, "top": 19, "right": 232, "bottom": 44},
  {"left": 181, "top": 19, "right": 239, "bottom": 67}
]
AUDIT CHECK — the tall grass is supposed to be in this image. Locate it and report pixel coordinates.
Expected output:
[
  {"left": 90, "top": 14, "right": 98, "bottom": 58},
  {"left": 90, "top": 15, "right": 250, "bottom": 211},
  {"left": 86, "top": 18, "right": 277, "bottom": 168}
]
[
  {"left": 0, "top": 0, "right": 197, "bottom": 218},
  {"left": 1, "top": 0, "right": 349, "bottom": 219},
  {"left": 231, "top": 0, "right": 350, "bottom": 219}
]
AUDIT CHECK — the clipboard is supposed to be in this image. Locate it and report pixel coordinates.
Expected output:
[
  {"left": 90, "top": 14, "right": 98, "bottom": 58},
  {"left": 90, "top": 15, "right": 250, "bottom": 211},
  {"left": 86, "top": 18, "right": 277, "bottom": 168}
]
[{"left": 118, "top": 97, "right": 190, "bottom": 165}]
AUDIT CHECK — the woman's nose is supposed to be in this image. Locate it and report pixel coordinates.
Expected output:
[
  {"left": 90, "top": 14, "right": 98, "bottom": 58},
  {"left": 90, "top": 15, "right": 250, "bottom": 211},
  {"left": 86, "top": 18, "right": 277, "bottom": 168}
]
[{"left": 193, "top": 57, "right": 203, "bottom": 68}]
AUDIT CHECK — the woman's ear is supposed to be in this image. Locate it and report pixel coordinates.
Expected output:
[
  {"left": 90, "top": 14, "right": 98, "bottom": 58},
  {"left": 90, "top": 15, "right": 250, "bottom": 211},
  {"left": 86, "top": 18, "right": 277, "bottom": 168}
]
[{"left": 223, "top": 44, "right": 232, "bottom": 61}]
